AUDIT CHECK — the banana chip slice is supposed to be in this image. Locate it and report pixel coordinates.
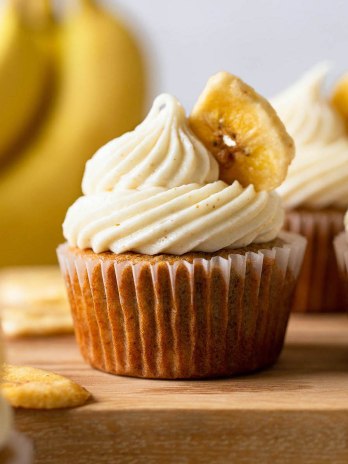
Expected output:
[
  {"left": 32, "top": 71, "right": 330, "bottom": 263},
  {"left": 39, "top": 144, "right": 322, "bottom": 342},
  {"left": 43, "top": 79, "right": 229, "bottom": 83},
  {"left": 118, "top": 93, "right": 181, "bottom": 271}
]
[
  {"left": 0, "top": 266, "right": 73, "bottom": 337},
  {"left": 2, "top": 364, "right": 90, "bottom": 409},
  {"left": 189, "top": 71, "right": 295, "bottom": 191}
]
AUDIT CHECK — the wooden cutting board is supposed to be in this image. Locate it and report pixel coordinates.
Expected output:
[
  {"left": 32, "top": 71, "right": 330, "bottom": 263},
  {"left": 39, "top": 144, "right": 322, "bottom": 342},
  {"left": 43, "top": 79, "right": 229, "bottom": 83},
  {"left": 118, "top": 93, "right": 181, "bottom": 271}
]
[{"left": 6, "top": 314, "right": 348, "bottom": 464}]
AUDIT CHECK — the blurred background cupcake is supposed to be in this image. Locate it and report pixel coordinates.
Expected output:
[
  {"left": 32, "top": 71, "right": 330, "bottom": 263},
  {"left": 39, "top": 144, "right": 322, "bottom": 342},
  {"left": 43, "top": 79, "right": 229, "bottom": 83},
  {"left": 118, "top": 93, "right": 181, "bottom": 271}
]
[{"left": 272, "top": 64, "right": 348, "bottom": 312}]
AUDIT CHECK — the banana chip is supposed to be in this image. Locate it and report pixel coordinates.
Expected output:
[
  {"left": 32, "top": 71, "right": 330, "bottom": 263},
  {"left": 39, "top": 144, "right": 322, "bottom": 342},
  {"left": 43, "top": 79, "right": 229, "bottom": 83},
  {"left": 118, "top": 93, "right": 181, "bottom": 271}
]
[
  {"left": 0, "top": 266, "right": 73, "bottom": 337},
  {"left": 189, "top": 71, "right": 295, "bottom": 191},
  {"left": 2, "top": 364, "right": 90, "bottom": 409}
]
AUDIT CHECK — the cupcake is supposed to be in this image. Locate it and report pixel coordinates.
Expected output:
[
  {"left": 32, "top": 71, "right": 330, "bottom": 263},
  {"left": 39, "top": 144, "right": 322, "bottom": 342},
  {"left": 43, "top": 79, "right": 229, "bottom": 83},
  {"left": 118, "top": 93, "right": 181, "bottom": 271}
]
[
  {"left": 58, "top": 72, "right": 306, "bottom": 379},
  {"left": 0, "top": 326, "right": 33, "bottom": 463},
  {"left": 272, "top": 64, "right": 348, "bottom": 312}
]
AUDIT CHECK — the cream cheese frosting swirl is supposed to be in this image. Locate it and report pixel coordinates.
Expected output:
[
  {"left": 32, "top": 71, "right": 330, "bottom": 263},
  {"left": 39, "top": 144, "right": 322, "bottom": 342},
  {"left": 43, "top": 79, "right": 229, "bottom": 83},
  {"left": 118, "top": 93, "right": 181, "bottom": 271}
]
[
  {"left": 272, "top": 63, "right": 348, "bottom": 209},
  {"left": 82, "top": 93, "right": 218, "bottom": 192},
  {"left": 64, "top": 94, "right": 283, "bottom": 255}
]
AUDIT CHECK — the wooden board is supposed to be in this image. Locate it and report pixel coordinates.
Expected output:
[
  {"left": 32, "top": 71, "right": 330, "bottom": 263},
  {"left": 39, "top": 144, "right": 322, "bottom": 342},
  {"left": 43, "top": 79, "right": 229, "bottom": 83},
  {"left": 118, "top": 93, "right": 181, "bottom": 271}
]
[{"left": 6, "top": 314, "right": 348, "bottom": 464}]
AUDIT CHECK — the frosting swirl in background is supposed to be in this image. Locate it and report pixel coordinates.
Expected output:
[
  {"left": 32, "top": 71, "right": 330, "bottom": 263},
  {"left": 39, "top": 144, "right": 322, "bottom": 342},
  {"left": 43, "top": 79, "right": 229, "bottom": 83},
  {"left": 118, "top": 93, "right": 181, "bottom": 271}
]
[
  {"left": 64, "top": 94, "right": 284, "bottom": 255},
  {"left": 272, "top": 63, "right": 348, "bottom": 209}
]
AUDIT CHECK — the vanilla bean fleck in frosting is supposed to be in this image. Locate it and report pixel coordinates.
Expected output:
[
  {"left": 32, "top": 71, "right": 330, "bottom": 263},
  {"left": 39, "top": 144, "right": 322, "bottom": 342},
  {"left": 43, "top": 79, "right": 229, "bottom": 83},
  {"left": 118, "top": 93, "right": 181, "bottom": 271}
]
[
  {"left": 63, "top": 94, "right": 283, "bottom": 255},
  {"left": 272, "top": 63, "right": 348, "bottom": 209}
]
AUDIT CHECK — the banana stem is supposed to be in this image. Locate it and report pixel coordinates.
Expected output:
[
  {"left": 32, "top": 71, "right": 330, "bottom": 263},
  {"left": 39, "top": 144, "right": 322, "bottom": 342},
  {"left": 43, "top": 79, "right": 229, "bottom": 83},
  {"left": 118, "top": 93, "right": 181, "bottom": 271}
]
[{"left": 10, "top": 0, "right": 53, "bottom": 28}]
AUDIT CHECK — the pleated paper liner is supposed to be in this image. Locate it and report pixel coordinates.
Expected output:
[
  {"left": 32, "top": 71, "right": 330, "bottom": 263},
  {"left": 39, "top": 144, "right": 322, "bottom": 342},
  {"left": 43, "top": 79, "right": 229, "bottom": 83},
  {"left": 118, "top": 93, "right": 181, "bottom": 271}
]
[
  {"left": 334, "top": 232, "right": 348, "bottom": 306},
  {"left": 283, "top": 208, "right": 345, "bottom": 312},
  {"left": 57, "top": 232, "right": 306, "bottom": 379}
]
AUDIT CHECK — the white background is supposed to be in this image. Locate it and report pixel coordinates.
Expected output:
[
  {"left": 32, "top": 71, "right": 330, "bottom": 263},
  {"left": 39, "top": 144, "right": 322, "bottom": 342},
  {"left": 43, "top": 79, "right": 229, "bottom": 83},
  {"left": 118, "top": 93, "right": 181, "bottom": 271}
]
[{"left": 104, "top": 0, "right": 348, "bottom": 110}]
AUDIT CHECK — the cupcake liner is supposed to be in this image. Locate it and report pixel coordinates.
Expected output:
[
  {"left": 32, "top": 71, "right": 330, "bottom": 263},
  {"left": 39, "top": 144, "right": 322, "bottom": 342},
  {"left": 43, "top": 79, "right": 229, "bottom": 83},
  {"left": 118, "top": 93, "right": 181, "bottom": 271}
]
[
  {"left": 57, "top": 232, "right": 305, "bottom": 379},
  {"left": 334, "top": 232, "right": 348, "bottom": 304},
  {"left": 334, "top": 232, "right": 348, "bottom": 275},
  {"left": 283, "top": 208, "right": 345, "bottom": 313}
]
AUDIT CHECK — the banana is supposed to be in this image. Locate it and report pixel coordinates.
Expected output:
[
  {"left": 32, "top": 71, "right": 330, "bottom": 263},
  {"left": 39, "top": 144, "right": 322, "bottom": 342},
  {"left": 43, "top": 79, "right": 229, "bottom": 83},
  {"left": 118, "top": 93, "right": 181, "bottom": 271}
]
[
  {"left": 0, "top": 0, "right": 146, "bottom": 265},
  {"left": 331, "top": 73, "right": 348, "bottom": 122},
  {"left": 0, "top": 0, "right": 54, "bottom": 162},
  {"left": 189, "top": 72, "right": 294, "bottom": 191}
]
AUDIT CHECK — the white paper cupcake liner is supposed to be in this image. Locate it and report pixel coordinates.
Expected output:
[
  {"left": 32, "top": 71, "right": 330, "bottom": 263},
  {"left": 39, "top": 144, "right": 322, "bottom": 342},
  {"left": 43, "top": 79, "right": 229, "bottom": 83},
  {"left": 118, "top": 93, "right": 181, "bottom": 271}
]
[
  {"left": 284, "top": 208, "right": 345, "bottom": 312},
  {"left": 334, "top": 232, "right": 348, "bottom": 279},
  {"left": 57, "top": 231, "right": 305, "bottom": 379}
]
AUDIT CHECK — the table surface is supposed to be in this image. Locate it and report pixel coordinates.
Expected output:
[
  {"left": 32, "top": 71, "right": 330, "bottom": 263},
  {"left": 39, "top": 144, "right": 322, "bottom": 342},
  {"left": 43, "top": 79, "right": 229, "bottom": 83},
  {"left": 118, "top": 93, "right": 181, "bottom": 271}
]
[{"left": 6, "top": 314, "right": 348, "bottom": 464}]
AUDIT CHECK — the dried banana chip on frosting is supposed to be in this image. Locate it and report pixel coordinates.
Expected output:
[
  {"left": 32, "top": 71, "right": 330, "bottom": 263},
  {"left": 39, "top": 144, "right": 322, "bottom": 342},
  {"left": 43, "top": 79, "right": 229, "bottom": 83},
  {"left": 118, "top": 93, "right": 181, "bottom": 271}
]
[
  {"left": 2, "top": 364, "right": 90, "bottom": 409},
  {"left": 0, "top": 266, "right": 73, "bottom": 337},
  {"left": 189, "top": 72, "right": 294, "bottom": 191}
]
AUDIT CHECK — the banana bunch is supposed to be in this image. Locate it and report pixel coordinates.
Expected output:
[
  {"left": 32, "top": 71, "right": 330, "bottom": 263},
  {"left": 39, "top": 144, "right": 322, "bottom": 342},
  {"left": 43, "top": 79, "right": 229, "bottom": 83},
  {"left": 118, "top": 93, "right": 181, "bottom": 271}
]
[{"left": 0, "top": 0, "right": 146, "bottom": 266}]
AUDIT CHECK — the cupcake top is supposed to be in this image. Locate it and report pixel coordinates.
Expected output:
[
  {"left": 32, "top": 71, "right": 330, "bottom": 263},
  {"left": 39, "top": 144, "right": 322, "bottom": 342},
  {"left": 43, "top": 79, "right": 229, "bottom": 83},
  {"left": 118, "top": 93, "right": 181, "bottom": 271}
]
[
  {"left": 63, "top": 91, "right": 284, "bottom": 255},
  {"left": 272, "top": 63, "right": 348, "bottom": 209},
  {"left": 0, "top": 330, "right": 13, "bottom": 451}
]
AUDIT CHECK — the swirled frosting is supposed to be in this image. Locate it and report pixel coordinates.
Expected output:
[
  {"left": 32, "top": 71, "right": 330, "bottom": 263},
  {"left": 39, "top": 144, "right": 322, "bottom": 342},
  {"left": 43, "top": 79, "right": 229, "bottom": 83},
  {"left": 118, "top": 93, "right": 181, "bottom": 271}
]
[
  {"left": 82, "top": 93, "right": 218, "bottom": 192},
  {"left": 64, "top": 94, "right": 284, "bottom": 255},
  {"left": 272, "top": 63, "right": 348, "bottom": 209}
]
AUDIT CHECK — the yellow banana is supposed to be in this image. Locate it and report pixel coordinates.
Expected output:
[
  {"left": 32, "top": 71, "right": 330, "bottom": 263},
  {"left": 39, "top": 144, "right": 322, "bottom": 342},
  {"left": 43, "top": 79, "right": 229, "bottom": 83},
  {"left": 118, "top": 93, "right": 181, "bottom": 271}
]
[
  {"left": 0, "top": 0, "right": 54, "bottom": 162},
  {"left": 0, "top": 0, "right": 146, "bottom": 265}
]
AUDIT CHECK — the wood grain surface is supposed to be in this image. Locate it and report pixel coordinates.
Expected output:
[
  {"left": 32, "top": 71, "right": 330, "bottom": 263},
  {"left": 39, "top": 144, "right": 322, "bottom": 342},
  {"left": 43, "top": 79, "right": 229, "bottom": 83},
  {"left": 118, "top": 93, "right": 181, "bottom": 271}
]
[{"left": 6, "top": 314, "right": 348, "bottom": 464}]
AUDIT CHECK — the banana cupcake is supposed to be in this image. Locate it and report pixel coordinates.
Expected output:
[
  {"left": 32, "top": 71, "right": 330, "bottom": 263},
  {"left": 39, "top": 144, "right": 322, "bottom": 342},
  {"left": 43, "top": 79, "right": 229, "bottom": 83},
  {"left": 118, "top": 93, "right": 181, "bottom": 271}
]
[
  {"left": 58, "top": 73, "right": 306, "bottom": 379},
  {"left": 272, "top": 64, "right": 348, "bottom": 313}
]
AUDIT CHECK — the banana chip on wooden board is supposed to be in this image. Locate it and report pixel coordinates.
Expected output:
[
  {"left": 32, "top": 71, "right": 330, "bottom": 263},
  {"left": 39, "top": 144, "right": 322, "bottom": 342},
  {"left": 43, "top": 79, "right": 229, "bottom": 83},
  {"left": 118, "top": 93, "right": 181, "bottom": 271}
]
[
  {"left": 0, "top": 266, "right": 73, "bottom": 337},
  {"left": 2, "top": 364, "right": 90, "bottom": 409}
]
